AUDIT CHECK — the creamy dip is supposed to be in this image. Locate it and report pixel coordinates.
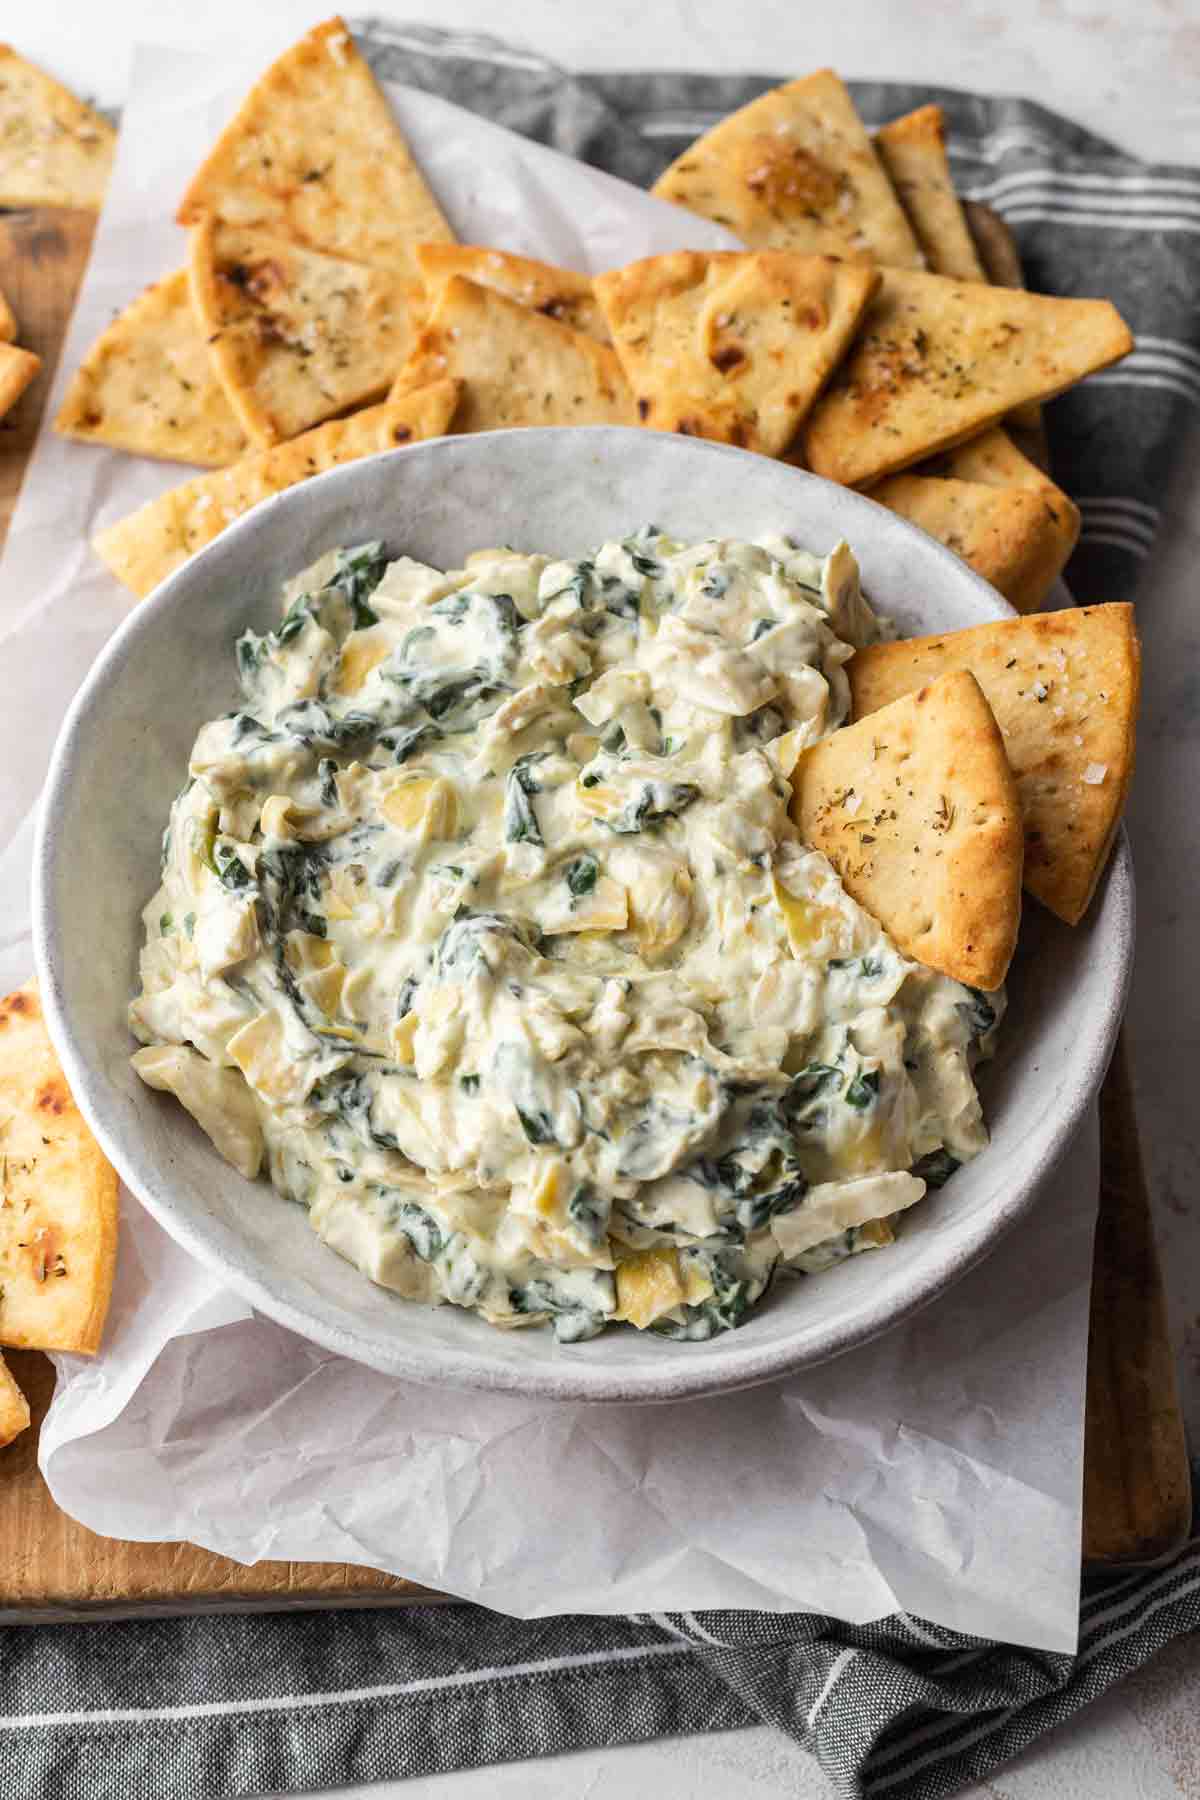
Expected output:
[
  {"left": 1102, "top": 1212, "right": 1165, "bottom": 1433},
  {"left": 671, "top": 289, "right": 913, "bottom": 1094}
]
[{"left": 130, "top": 531, "right": 1002, "bottom": 1343}]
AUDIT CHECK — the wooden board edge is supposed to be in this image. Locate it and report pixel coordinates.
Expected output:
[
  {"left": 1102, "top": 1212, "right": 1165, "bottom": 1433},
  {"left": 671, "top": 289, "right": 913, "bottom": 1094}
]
[{"left": 1083, "top": 1031, "right": 1193, "bottom": 1565}]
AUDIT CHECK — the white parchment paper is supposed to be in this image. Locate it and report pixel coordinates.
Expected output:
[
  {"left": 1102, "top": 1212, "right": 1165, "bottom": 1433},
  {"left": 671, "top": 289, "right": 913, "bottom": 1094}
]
[{"left": 0, "top": 31, "right": 1096, "bottom": 1652}]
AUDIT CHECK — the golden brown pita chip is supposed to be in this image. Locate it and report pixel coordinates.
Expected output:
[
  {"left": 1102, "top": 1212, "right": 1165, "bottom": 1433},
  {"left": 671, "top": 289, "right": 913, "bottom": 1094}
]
[
  {"left": 0, "top": 45, "right": 114, "bottom": 209},
  {"left": 869, "top": 472, "right": 1078, "bottom": 613},
  {"left": 594, "top": 250, "right": 878, "bottom": 455},
  {"left": 876, "top": 105, "right": 984, "bottom": 282},
  {"left": 652, "top": 70, "right": 923, "bottom": 268},
  {"left": 0, "top": 983, "right": 118, "bottom": 1355},
  {"left": 0, "top": 342, "right": 38, "bottom": 419},
  {"left": 0, "top": 1351, "right": 29, "bottom": 1447},
  {"left": 380, "top": 376, "right": 462, "bottom": 447},
  {"left": 848, "top": 604, "right": 1140, "bottom": 924},
  {"left": 805, "top": 269, "right": 1133, "bottom": 487},
  {"left": 415, "top": 244, "right": 608, "bottom": 342},
  {"left": 963, "top": 199, "right": 1044, "bottom": 439},
  {"left": 791, "top": 669, "right": 1022, "bottom": 989},
  {"left": 920, "top": 426, "right": 1081, "bottom": 608},
  {"left": 55, "top": 270, "right": 247, "bottom": 468},
  {"left": 177, "top": 17, "right": 452, "bottom": 274},
  {"left": 189, "top": 215, "right": 425, "bottom": 447},
  {"left": 94, "top": 382, "right": 461, "bottom": 598},
  {"left": 0, "top": 283, "right": 14, "bottom": 343},
  {"left": 927, "top": 424, "right": 1044, "bottom": 491},
  {"left": 392, "top": 276, "right": 635, "bottom": 430}
]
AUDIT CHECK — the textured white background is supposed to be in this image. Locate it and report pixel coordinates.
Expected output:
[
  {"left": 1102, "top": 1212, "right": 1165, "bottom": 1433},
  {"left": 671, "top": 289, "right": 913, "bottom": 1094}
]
[{"left": 3, "top": 1, "right": 1199, "bottom": 1795}]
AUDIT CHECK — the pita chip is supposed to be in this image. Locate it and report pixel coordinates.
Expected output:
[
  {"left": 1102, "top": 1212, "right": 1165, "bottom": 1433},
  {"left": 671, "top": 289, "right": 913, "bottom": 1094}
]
[
  {"left": 652, "top": 70, "right": 923, "bottom": 268},
  {"left": 0, "top": 342, "right": 38, "bottom": 419},
  {"left": 928, "top": 423, "right": 1051, "bottom": 491},
  {"left": 876, "top": 105, "right": 985, "bottom": 282},
  {"left": 0, "top": 1352, "right": 29, "bottom": 1448},
  {"left": 415, "top": 244, "right": 608, "bottom": 342},
  {"left": 0, "top": 45, "right": 114, "bottom": 209},
  {"left": 56, "top": 270, "right": 247, "bottom": 467},
  {"left": 94, "top": 381, "right": 461, "bottom": 599},
  {"left": 594, "top": 250, "right": 878, "bottom": 454},
  {"left": 0, "top": 283, "right": 14, "bottom": 343},
  {"left": 392, "top": 276, "right": 635, "bottom": 430},
  {"left": 848, "top": 604, "right": 1140, "bottom": 924},
  {"left": 805, "top": 269, "right": 1133, "bottom": 487},
  {"left": 869, "top": 472, "right": 1079, "bottom": 613},
  {"left": 921, "top": 425, "right": 1081, "bottom": 607},
  {"left": 177, "top": 17, "right": 452, "bottom": 275},
  {"left": 791, "top": 669, "right": 1022, "bottom": 989},
  {"left": 189, "top": 216, "right": 426, "bottom": 447},
  {"left": 0, "top": 983, "right": 118, "bottom": 1355}
]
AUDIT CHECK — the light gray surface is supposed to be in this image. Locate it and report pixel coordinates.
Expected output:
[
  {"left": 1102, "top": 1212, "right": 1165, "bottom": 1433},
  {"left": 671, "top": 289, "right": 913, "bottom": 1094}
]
[{"left": 35, "top": 428, "right": 1129, "bottom": 1406}]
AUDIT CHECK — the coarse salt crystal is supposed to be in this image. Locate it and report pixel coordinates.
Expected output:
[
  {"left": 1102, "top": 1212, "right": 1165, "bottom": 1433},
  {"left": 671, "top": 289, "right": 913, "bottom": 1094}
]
[
  {"left": 1032, "top": 680, "right": 1048, "bottom": 700},
  {"left": 1082, "top": 762, "right": 1107, "bottom": 785}
]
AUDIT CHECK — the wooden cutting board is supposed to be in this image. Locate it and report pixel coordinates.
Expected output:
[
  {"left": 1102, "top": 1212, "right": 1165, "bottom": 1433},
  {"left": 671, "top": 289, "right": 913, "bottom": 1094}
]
[{"left": 0, "top": 206, "right": 1189, "bottom": 1617}]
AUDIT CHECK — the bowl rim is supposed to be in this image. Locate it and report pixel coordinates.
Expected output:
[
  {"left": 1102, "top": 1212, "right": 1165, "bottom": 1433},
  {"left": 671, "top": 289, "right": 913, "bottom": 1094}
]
[{"left": 33, "top": 427, "right": 1134, "bottom": 1403}]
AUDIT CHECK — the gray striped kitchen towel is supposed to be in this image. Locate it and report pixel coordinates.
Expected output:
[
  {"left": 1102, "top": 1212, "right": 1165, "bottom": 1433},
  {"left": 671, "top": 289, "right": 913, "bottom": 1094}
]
[
  {"left": 2, "top": 1525, "right": 1199, "bottom": 1798},
  {"left": 3, "top": 22, "right": 1197, "bottom": 1800}
]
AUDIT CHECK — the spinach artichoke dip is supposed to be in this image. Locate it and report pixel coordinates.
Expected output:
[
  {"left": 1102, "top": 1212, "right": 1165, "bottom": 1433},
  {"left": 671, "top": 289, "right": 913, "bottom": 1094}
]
[{"left": 130, "top": 532, "right": 1003, "bottom": 1344}]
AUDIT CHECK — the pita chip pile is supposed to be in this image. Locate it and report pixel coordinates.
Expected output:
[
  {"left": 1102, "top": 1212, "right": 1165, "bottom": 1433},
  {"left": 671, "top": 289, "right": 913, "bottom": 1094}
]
[{"left": 51, "top": 28, "right": 1129, "bottom": 623}]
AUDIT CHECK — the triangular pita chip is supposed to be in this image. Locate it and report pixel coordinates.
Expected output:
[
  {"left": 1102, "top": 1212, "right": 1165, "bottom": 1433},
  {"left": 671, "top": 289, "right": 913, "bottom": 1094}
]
[
  {"left": 94, "top": 381, "right": 461, "bottom": 598},
  {"left": 805, "top": 269, "right": 1133, "bottom": 487},
  {"left": 0, "top": 45, "right": 115, "bottom": 209},
  {"left": 380, "top": 376, "right": 462, "bottom": 446},
  {"left": 0, "top": 342, "right": 38, "bottom": 419},
  {"left": 652, "top": 71, "right": 923, "bottom": 268},
  {"left": 791, "top": 669, "right": 1022, "bottom": 989},
  {"left": 920, "top": 425, "right": 1080, "bottom": 608},
  {"left": 392, "top": 276, "right": 635, "bottom": 430},
  {"left": 869, "top": 472, "right": 1079, "bottom": 613},
  {"left": 875, "top": 106, "right": 984, "bottom": 282},
  {"left": 177, "top": 17, "right": 452, "bottom": 274},
  {"left": 189, "top": 216, "right": 426, "bottom": 447},
  {"left": 962, "top": 199, "right": 1044, "bottom": 438},
  {"left": 0, "top": 1351, "right": 29, "bottom": 1447},
  {"left": 415, "top": 244, "right": 608, "bottom": 342},
  {"left": 55, "top": 270, "right": 247, "bottom": 467},
  {"left": 926, "top": 424, "right": 1049, "bottom": 491},
  {"left": 848, "top": 604, "right": 1139, "bottom": 924},
  {"left": 0, "top": 282, "right": 14, "bottom": 343},
  {"left": 0, "top": 982, "right": 118, "bottom": 1354},
  {"left": 594, "top": 250, "right": 878, "bottom": 455}
]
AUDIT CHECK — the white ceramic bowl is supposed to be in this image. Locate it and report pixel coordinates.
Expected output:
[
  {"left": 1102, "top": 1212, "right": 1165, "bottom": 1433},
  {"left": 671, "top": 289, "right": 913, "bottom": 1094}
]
[{"left": 34, "top": 429, "right": 1132, "bottom": 1403}]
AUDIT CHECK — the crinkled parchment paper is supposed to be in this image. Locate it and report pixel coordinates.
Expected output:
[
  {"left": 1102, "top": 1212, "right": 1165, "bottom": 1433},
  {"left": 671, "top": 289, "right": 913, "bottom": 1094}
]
[{"left": 0, "top": 31, "right": 1095, "bottom": 1652}]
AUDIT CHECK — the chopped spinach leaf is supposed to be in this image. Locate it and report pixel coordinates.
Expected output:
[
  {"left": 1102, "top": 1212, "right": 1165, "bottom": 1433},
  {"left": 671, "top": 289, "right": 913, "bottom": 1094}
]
[
  {"left": 606, "top": 779, "right": 699, "bottom": 835},
  {"left": 317, "top": 758, "right": 338, "bottom": 808},
  {"left": 213, "top": 840, "right": 252, "bottom": 892},
  {"left": 332, "top": 540, "right": 388, "bottom": 628},
  {"left": 911, "top": 1147, "right": 961, "bottom": 1189},
  {"left": 503, "top": 755, "right": 545, "bottom": 845},
  {"left": 844, "top": 1069, "right": 880, "bottom": 1109},
  {"left": 565, "top": 853, "right": 599, "bottom": 898},
  {"left": 957, "top": 988, "right": 997, "bottom": 1038}
]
